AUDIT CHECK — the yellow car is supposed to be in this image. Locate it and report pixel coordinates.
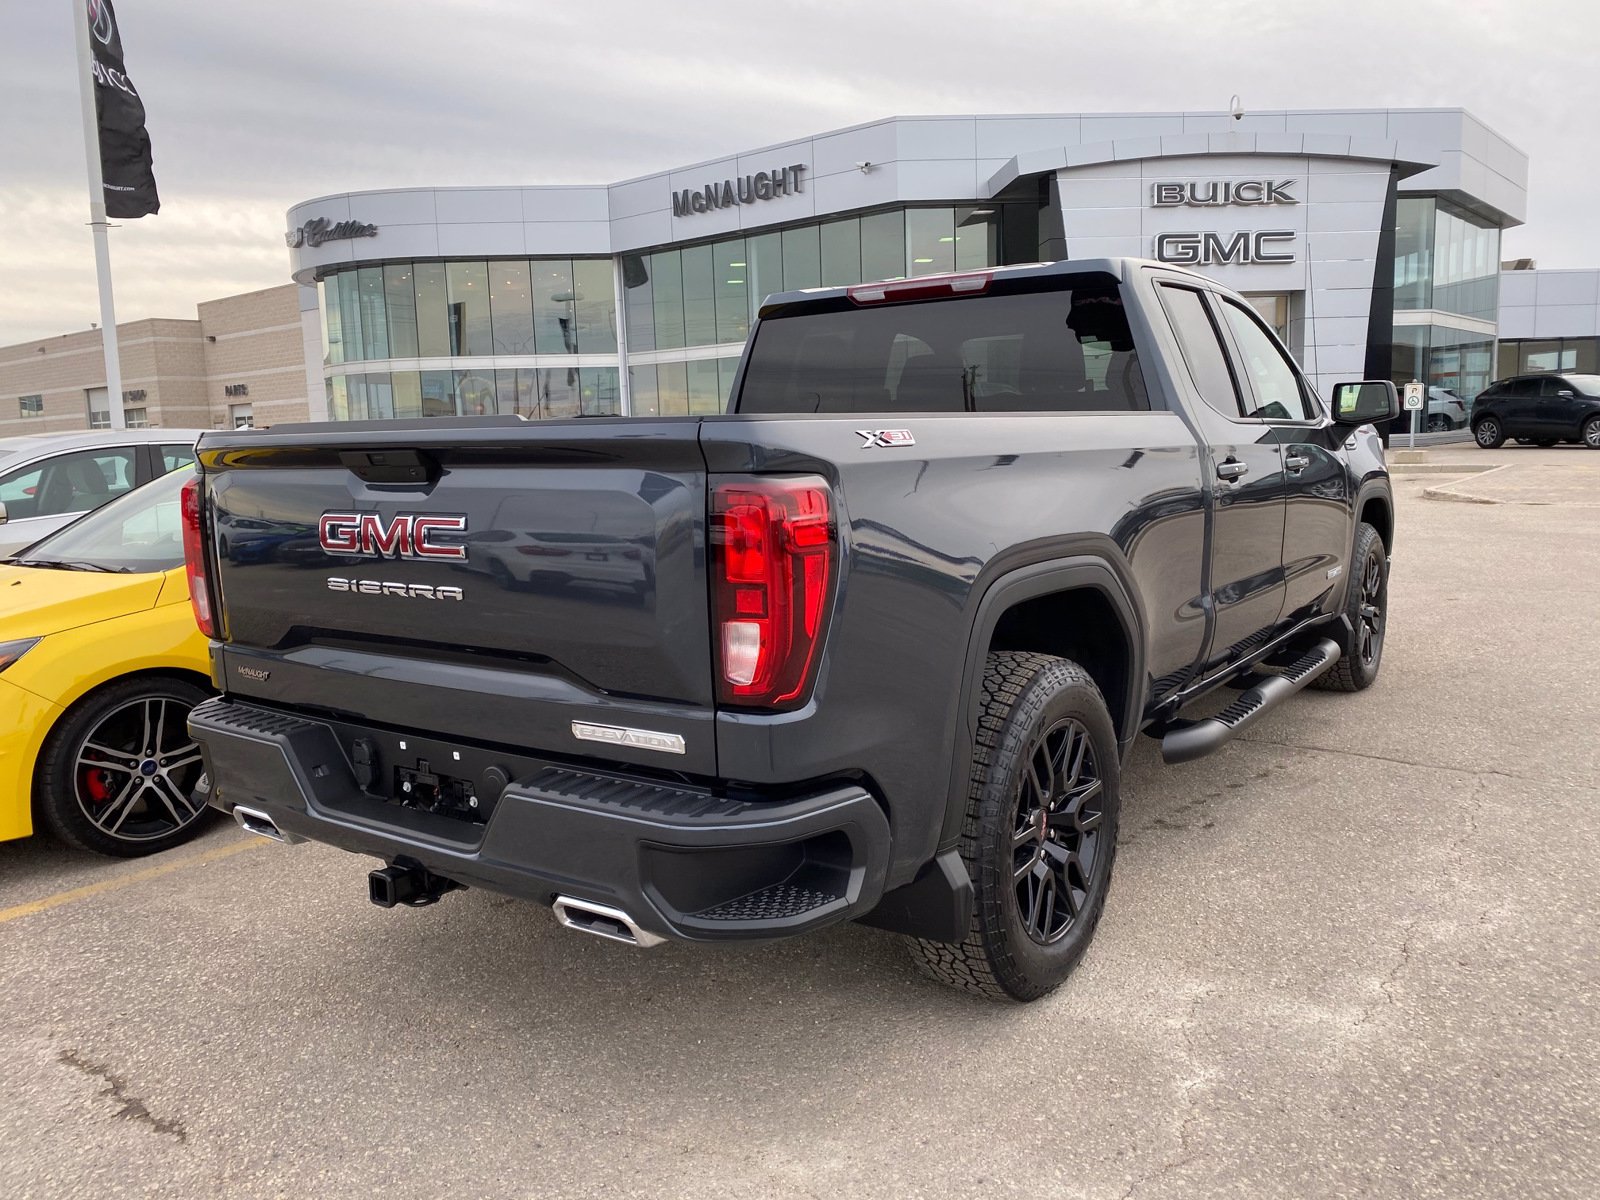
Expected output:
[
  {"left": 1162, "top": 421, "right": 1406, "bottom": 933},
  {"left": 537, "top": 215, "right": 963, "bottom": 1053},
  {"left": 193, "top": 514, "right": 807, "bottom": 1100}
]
[{"left": 1, "top": 466, "right": 213, "bottom": 856}]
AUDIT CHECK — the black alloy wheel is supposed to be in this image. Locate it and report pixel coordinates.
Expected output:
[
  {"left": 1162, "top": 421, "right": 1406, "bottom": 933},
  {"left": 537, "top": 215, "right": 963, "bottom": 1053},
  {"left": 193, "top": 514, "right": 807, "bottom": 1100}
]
[
  {"left": 1314, "top": 521, "right": 1388, "bottom": 693},
  {"left": 1355, "top": 549, "right": 1385, "bottom": 670},
  {"left": 908, "top": 652, "right": 1120, "bottom": 1002},
  {"left": 35, "top": 677, "right": 214, "bottom": 857},
  {"left": 1010, "top": 718, "right": 1105, "bottom": 945},
  {"left": 1583, "top": 415, "right": 1600, "bottom": 449},
  {"left": 1474, "top": 418, "right": 1505, "bottom": 449}
]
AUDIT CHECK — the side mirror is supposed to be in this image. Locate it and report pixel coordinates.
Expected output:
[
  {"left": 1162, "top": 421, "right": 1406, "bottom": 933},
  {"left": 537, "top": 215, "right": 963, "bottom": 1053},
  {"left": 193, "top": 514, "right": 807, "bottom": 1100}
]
[
  {"left": 0, "top": 500, "right": 8, "bottom": 525},
  {"left": 1331, "top": 380, "right": 1400, "bottom": 425},
  {"left": 1557, "top": 389, "right": 1576, "bottom": 399}
]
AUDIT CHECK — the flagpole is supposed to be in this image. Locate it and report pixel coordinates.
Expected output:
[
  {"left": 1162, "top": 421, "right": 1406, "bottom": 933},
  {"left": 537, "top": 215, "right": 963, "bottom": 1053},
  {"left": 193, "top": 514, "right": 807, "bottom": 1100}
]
[{"left": 71, "top": 0, "right": 126, "bottom": 431}]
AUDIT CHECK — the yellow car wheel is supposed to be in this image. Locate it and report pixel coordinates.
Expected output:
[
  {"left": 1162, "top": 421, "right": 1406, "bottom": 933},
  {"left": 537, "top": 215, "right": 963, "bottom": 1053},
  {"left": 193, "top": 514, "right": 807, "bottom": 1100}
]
[{"left": 35, "top": 675, "right": 214, "bottom": 858}]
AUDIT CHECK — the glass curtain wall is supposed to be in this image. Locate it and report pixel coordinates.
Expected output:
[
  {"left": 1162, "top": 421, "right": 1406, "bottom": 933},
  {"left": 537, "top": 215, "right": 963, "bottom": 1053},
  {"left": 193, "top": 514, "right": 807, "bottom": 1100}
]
[
  {"left": 619, "top": 205, "right": 1015, "bottom": 356},
  {"left": 1394, "top": 197, "right": 1501, "bottom": 320},
  {"left": 331, "top": 369, "right": 620, "bottom": 421},
  {"left": 320, "top": 207, "right": 1023, "bottom": 418},
  {"left": 321, "top": 258, "right": 619, "bottom": 363},
  {"left": 1497, "top": 337, "right": 1600, "bottom": 378}
]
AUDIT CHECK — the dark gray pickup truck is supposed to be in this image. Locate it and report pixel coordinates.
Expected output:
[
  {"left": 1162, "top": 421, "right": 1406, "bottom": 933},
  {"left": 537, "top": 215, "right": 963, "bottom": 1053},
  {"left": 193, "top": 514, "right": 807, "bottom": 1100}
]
[{"left": 183, "top": 258, "right": 1398, "bottom": 1001}]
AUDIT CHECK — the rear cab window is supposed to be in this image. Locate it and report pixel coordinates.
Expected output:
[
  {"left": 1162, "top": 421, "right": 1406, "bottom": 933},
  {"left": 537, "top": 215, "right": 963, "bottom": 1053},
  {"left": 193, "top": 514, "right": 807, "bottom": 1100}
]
[{"left": 735, "top": 273, "right": 1150, "bottom": 415}]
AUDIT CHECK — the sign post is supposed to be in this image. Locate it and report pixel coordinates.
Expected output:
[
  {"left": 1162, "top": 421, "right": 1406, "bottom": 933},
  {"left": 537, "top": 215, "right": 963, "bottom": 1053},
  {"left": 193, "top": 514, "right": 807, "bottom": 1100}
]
[{"left": 1402, "top": 381, "right": 1425, "bottom": 450}]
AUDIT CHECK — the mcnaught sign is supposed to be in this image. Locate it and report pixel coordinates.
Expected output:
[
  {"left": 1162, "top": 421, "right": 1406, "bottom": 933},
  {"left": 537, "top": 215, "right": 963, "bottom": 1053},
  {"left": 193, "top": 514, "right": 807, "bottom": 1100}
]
[
  {"left": 1152, "top": 178, "right": 1299, "bottom": 266},
  {"left": 673, "top": 164, "right": 807, "bottom": 217}
]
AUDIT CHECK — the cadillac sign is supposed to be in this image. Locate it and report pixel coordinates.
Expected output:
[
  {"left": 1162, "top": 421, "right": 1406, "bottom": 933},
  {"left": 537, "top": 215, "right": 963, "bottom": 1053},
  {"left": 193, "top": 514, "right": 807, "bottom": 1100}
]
[{"left": 286, "top": 217, "right": 379, "bottom": 249}]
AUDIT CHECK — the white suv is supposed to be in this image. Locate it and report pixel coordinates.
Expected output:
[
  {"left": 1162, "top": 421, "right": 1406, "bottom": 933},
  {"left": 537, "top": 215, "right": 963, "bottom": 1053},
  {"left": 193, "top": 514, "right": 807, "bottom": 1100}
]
[{"left": 0, "top": 429, "right": 204, "bottom": 557}]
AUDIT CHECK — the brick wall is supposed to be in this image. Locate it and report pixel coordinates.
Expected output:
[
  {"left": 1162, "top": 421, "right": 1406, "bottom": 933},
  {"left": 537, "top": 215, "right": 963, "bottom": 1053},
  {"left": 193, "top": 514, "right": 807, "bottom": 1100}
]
[
  {"left": 197, "top": 285, "right": 310, "bottom": 428},
  {"left": 0, "top": 283, "right": 311, "bottom": 438}
]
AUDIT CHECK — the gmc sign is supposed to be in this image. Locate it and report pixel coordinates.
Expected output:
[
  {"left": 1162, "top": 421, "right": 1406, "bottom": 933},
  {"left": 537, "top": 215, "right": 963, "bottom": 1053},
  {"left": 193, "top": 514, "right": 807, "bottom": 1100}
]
[
  {"left": 1154, "top": 230, "right": 1296, "bottom": 266},
  {"left": 318, "top": 512, "right": 469, "bottom": 561}
]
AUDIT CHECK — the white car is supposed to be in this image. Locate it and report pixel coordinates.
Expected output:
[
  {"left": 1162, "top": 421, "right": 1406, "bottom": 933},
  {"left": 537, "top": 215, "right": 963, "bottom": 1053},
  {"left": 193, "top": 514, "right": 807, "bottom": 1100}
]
[
  {"left": 1425, "top": 386, "right": 1470, "bottom": 432},
  {"left": 0, "top": 429, "right": 203, "bottom": 557}
]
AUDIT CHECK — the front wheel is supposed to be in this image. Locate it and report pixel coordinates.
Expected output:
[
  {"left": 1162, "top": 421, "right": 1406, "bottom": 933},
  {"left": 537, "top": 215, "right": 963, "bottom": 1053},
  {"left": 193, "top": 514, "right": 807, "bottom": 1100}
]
[
  {"left": 1583, "top": 415, "right": 1600, "bottom": 449},
  {"left": 34, "top": 677, "right": 214, "bottom": 857},
  {"left": 1313, "top": 522, "right": 1388, "bottom": 693},
  {"left": 907, "top": 652, "right": 1120, "bottom": 1002},
  {"left": 1474, "top": 418, "right": 1506, "bottom": 449}
]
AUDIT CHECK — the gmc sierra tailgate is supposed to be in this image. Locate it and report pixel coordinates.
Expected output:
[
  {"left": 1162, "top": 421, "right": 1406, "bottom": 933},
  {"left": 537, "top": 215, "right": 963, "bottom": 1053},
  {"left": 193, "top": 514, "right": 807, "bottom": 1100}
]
[{"left": 198, "top": 417, "right": 717, "bottom": 774}]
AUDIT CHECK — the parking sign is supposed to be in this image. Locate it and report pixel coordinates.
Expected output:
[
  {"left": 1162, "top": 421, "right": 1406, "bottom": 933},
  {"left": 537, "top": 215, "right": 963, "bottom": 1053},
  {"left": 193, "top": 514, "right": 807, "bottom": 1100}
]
[{"left": 1403, "top": 383, "right": 1425, "bottom": 412}]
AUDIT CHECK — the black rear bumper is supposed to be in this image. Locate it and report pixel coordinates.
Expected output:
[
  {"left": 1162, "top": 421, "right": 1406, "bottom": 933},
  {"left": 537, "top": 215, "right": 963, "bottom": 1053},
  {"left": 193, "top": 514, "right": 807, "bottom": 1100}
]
[{"left": 188, "top": 697, "right": 892, "bottom": 942}]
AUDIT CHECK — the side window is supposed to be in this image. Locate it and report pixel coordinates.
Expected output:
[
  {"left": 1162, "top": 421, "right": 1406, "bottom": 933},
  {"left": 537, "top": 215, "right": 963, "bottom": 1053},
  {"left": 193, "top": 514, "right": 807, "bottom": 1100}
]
[
  {"left": 1540, "top": 377, "right": 1571, "bottom": 398},
  {"left": 31, "top": 448, "right": 138, "bottom": 518},
  {"left": 160, "top": 444, "right": 196, "bottom": 473},
  {"left": 1157, "top": 285, "right": 1247, "bottom": 420},
  {"left": 1219, "top": 300, "right": 1315, "bottom": 422},
  {"left": 0, "top": 464, "right": 45, "bottom": 519},
  {"left": 1508, "top": 378, "right": 1539, "bottom": 398}
]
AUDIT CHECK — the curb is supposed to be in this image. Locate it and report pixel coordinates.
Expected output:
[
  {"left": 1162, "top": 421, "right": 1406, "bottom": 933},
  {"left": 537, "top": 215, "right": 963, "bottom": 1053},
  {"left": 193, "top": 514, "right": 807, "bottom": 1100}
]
[{"left": 1419, "top": 463, "right": 1517, "bottom": 505}]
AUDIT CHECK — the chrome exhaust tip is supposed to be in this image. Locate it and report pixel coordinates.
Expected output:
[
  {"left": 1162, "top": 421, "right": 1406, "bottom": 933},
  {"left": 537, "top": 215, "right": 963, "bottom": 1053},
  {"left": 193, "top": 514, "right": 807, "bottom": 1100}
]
[
  {"left": 552, "top": 896, "right": 666, "bottom": 948},
  {"left": 231, "top": 805, "right": 305, "bottom": 845}
]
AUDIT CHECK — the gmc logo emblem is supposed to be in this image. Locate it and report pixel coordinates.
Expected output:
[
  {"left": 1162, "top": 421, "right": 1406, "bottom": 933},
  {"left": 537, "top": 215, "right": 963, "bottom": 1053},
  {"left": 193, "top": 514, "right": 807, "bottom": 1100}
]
[
  {"left": 318, "top": 512, "right": 468, "bottom": 561},
  {"left": 1154, "top": 230, "right": 1296, "bottom": 266}
]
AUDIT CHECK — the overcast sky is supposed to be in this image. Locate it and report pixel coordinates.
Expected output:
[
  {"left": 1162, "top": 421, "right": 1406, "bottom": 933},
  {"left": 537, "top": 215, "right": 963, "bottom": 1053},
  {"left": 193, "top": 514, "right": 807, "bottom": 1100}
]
[{"left": 3, "top": 0, "right": 1598, "bottom": 344}]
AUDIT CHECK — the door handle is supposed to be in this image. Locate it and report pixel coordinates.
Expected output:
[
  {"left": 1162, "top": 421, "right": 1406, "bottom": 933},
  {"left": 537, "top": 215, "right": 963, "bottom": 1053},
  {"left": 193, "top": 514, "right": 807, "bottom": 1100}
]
[
  {"left": 1285, "top": 453, "right": 1311, "bottom": 473},
  {"left": 1215, "top": 459, "right": 1249, "bottom": 481}
]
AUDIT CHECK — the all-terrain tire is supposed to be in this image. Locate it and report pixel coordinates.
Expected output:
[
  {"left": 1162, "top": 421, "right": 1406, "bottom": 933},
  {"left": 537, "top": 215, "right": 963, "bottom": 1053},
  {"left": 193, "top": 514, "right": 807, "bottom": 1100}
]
[
  {"left": 1313, "top": 522, "right": 1388, "bottom": 693},
  {"left": 907, "top": 652, "right": 1120, "bottom": 1002}
]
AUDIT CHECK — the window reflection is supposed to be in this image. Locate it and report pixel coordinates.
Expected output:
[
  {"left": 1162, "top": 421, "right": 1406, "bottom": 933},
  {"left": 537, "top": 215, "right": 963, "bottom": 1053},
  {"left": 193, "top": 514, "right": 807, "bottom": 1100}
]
[
  {"left": 820, "top": 219, "right": 861, "bottom": 288},
  {"left": 781, "top": 225, "right": 820, "bottom": 290},
  {"left": 317, "top": 209, "right": 1019, "bottom": 423},
  {"left": 490, "top": 261, "right": 535, "bottom": 355},
  {"left": 446, "top": 262, "right": 492, "bottom": 356},
  {"left": 572, "top": 260, "right": 617, "bottom": 353},
  {"left": 907, "top": 208, "right": 956, "bottom": 276},
  {"left": 687, "top": 359, "right": 722, "bottom": 413},
  {"left": 656, "top": 361, "right": 689, "bottom": 415},
  {"left": 358, "top": 268, "right": 388, "bottom": 360},
  {"left": 714, "top": 240, "right": 748, "bottom": 344},
  {"left": 629, "top": 363, "right": 660, "bottom": 416},
  {"left": 652, "top": 251, "right": 685, "bottom": 351},
  {"left": 532, "top": 260, "right": 576, "bottom": 355},
  {"left": 860, "top": 210, "right": 906, "bottom": 283},
  {"left": 415, "top": 264, "right": 449, "bottom": 357},
  {"left": 1393, "top": 198, "right": 1499, "bottom": 320},
  {"left": 385, "top": 265, "right": 418, "bottom": 358},
  {"left": 621, "top": 255, "right": 655, "bottom": 353},
  {"left": 749, "top": 232, "right": 783, "bottom": 322},
  {"left": 681, "top": 244, "right": 717, "bottom": 347}
]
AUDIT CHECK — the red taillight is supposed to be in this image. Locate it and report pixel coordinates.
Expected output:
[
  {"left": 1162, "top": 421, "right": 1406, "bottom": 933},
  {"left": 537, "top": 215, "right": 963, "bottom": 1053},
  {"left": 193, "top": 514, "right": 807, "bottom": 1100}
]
[
  {"left": 180, "top": 475, "right": 216, "bottom": 638},
  {"left": 847, "top": 271, "right": 991, "bottom": 305},
  {"left": 711, "top": 476, "right": 836, "bottom": 708}
]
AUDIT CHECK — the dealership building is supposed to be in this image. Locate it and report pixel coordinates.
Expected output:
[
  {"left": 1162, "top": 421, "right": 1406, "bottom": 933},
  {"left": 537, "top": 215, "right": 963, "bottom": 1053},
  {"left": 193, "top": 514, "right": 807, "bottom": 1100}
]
[
  {"left": 9, "top": 106, "right": 1600, "bottom": 438},
  {"left": 280, "top": 107, "right": 1536, "bottom": 426}
]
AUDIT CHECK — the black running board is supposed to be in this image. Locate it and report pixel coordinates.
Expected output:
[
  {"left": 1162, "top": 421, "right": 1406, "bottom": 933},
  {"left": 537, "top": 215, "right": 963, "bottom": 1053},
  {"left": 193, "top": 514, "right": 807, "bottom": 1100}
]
[{"left": 1159, "top": 638, "right": 1341, "bottom": 764}]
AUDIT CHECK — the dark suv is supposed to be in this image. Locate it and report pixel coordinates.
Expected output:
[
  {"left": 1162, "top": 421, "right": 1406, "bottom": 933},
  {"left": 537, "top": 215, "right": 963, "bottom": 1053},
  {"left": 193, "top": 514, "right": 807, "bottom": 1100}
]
[{"left": 1471, "top": 374, "right": 1600, "bottom": 449}]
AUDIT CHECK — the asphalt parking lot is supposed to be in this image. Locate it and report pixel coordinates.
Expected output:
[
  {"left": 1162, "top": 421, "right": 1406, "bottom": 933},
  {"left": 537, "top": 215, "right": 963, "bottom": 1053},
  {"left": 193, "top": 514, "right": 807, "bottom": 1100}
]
[{"left": 3, "top": 449, "right": 1598, "bottom": 1199}]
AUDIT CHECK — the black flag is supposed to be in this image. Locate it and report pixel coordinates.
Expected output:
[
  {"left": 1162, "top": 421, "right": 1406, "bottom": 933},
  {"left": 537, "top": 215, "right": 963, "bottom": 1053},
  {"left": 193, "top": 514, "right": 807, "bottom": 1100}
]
[{"left": 86, "top": 0, "right": 159, "bottom": 218}]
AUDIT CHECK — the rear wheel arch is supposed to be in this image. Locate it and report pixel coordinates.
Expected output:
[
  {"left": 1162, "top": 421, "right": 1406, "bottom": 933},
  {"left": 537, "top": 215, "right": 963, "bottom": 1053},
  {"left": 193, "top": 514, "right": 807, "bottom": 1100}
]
[{"left": 941, "top": 558, "right": 1145, "bottom": 850}]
